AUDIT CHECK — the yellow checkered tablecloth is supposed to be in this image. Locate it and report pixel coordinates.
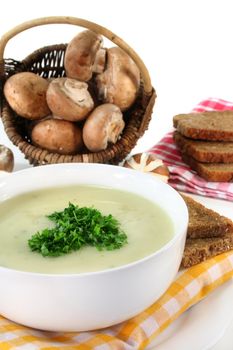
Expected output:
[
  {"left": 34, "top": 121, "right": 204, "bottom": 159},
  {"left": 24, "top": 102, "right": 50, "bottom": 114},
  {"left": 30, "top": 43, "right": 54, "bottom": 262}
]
[{"left": 1, "top": 251, "right": 233, "bottom": 350}]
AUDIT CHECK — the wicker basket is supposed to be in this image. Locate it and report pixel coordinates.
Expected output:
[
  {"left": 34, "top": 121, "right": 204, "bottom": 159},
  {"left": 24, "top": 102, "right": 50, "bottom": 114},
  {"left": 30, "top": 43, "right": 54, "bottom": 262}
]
[{"left": 0, "top": 17, "right": 156, "bottom": 165}]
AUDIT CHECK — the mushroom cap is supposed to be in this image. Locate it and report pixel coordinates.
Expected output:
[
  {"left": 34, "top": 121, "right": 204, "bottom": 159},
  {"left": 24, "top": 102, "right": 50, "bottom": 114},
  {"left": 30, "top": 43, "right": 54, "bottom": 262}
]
[
  {"left": 124, "top": 153, "right": 169, "bottom": 182},
  {"left": 3, "top": 72, "right": 50, "bottom": 120},
  {"left": 31, "top": 118, "right": 83, "bottom": 155},
  {"left": 95, "top": 47, "right": 140, "bottom": 111},
  {"left": 83, "top": 103, "right": 125, "bottom": 152},
  {"left": 0, "top": 145, "right": 14, "bottom": 172},
  {"left": 64, "top": 30, "right": 104, "bottom": 81},
  {"left": 46, "top": 78, "right": 94, "bottom": 121}
]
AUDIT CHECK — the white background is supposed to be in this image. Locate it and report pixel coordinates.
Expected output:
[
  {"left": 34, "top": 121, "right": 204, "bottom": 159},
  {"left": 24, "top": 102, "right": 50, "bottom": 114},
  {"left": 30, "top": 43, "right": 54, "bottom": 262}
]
[
  {"left": 1, "top": 0, "right": 233, "bottom": 154},
  {"left": 1, "top": 1, "right": 233, "bottom": 348}
]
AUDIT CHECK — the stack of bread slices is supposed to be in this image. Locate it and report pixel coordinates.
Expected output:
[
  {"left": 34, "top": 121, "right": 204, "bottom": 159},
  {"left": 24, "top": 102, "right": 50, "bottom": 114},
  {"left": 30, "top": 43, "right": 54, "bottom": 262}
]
[
  {"left": 181, "top": 195, "right": 233, "bottom": 268},
  {"left": 173, "top": 110, "right": 233, "bottom": 182}
]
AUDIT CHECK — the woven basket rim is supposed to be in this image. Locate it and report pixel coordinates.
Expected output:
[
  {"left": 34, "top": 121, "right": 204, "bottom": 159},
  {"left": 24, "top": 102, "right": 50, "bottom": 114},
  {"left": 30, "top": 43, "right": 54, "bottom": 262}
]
[{"left": 0, "top": 16, "right": 153, "bottom": 94}]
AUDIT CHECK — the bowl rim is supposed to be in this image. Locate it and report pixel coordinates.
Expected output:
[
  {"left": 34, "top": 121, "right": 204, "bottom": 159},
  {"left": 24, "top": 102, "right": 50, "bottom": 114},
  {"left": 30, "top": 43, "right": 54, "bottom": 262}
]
[{"left": 0, "top": 163, "right": 189, "bottom": 277}]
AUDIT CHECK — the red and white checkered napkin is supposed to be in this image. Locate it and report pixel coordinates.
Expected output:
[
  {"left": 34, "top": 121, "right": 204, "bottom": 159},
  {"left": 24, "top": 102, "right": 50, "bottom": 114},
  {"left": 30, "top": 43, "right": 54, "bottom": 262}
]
[{"left": 150, "top": 98, "right": 233, "bottom": 201}]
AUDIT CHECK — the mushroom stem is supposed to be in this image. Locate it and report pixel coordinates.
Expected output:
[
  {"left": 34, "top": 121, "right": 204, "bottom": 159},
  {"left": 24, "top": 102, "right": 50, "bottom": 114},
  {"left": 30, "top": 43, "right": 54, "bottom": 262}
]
[
  {"left": 93, "top": 48, "right": 107, "bottom": 74},
  {"left": 108, "top": 118, "right": 124, "bottom": 144}
]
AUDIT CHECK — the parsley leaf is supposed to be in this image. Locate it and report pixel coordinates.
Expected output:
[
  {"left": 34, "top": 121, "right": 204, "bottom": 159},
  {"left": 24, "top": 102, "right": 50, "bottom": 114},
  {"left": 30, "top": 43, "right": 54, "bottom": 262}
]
[{"left": 28, "top": 203, "right": 127, "bottom": 257}]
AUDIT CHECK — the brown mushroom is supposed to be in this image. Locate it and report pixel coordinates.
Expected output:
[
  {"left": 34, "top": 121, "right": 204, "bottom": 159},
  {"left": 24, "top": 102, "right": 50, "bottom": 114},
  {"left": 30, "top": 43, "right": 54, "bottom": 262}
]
[
  {"left": 3, "top": 72, "right": 50, "bottom": 120},
  {"left": 31, "top": 118, "right": 83, "bottom": 155},
  {"left": 0, "top": 145, "right": 14, "bottom": 172},
  {"left": 123, "top": 153, "right": 169, "bottom": 182},
  {"left": 95, "top": 47, "right": 140, "bottom": 111},
  {"left": 64, "top": 30, "right": 106, "bottom": 81},
  {"left": 46, "top": 78, "right": 94, "bottom": 122},
  {"left": 83, "top": 103, "right": 125, "bottom": 152}
]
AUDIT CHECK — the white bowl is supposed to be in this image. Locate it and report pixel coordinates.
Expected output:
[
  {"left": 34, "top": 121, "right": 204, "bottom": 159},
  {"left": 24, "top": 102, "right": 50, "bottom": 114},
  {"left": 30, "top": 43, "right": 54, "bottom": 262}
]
[{"left": 0, "top": 163, "right": 188, "bottom": 331}]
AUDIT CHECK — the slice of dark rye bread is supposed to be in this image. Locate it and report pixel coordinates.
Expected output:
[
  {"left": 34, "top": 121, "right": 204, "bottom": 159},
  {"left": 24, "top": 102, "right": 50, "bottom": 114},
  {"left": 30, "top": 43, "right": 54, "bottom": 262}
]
[
  {"left": 173, "top": 110, "right": 233, "bottom": 141},
  {"left": 182, "top": 233, "right": 233, "bottom": 268},
  {"left": 181, "top": 195, "right": 233, "bottom": 268},
  {"left": 173, "top": 131, "right": 233, "bottom": 163},
  {"left": 182, "top": 195, "right": 233, "bottom": 238},
  {"left": 181, "top": 153, "right": 233, "bottom": 182}
]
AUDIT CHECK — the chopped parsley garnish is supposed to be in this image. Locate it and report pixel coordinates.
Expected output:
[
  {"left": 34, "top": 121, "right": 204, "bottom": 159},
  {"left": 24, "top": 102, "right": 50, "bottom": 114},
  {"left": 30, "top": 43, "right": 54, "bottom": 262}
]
[{"left": 28, "top": 203, "right": 127, "bottom": 257}]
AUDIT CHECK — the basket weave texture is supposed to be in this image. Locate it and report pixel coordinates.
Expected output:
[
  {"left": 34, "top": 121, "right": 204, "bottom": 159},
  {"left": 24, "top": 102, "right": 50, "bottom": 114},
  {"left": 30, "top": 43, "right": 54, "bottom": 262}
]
[{"left": 0, "top": 17, "right": 156, "bottom": 166}]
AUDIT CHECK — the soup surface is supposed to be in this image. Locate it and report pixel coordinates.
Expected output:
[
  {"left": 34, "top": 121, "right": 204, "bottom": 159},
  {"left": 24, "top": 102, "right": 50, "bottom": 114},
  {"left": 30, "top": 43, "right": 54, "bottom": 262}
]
[{"left": 0, "top": 185, "right": 174, "bottom": 274}]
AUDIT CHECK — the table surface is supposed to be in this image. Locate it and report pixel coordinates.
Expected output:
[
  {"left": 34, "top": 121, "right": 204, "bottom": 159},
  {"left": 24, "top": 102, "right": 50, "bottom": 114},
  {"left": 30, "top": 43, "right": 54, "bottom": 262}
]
[
  {"left": 213, "top": 321, "right": 233, "bottom": 350},
  {"left": 1, "top": 2, "right": 233, "bottom": 347}
]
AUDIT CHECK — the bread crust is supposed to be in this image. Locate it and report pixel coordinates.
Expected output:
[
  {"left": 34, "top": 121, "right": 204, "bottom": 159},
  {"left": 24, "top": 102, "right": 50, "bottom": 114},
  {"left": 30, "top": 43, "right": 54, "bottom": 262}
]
[
  {"left": 182, "top": 195, "right": 233, "bottom": 238},
  {"left": 181, "top": 153, "right": 233, "bottom": 182},
  {"left": 181, "top": 195, "right": 233, "bottom": 268},
  {"left": 173, "top": 111, "right": 233, "bottom": 141},
  {"left": 182, "top": 234, "right": 233, "bottom": 268},
  {"left": 174, "top": 131, "right": 233, "bottom": 163}
]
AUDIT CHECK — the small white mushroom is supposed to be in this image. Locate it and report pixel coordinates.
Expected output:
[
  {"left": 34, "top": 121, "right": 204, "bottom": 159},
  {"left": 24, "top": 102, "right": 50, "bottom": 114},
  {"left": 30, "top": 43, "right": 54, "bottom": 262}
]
[
  {"left": 64, "top": 30, "right": 106, "bottom": 81},
  {"left": 83, "top": 103, "right": 125, "bottom": 152},
  {"left": 46, "top": 78, "right": 94, "bottom": 122},
  {"left": 95, "top": 47, "right": 140, "bottom": 111}
]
